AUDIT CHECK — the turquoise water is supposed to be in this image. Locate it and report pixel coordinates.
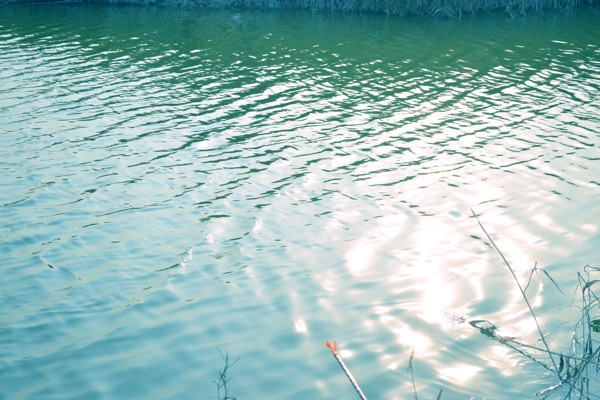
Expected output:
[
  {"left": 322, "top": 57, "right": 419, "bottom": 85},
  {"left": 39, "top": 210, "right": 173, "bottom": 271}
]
[{"left": 1, "top": 4, "right": 599, "bottom": 399}]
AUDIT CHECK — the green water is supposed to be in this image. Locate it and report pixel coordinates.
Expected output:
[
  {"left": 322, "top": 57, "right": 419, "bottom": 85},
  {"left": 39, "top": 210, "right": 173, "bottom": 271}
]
[{"left": 1, "top": 4, "right": 599, "bottom": 399}]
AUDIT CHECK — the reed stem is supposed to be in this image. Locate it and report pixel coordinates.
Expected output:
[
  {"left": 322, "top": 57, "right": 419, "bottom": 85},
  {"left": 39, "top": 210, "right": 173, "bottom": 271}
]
[{"left": 471, "top": 209, "right": 562, "bottom": 380}]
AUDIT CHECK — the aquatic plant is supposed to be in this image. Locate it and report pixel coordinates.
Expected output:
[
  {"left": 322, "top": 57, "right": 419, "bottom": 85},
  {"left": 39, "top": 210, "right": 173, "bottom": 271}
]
[
  {"left": 1, "top": 0, "right": 598, "bottom": 17},
  {"left": 466, "top": 272, "right": 600, "bottom": 399},
  {"left": 214, "top": 350, "right": 239, "bottom": 400},
  {"left": 470, "top": 210, "right": 600, "bottom": 398},
  {"left": 407, "top": 347, "right": 444, "bottom": 400}
]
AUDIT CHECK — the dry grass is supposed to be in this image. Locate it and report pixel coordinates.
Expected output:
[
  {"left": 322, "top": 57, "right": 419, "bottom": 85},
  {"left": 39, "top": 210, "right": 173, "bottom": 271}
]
[{"left": 1, "top": 0, "right": 597, "bottom": 17}]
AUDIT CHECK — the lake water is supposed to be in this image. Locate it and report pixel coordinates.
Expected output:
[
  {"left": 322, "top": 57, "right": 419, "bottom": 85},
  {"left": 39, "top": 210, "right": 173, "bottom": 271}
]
[{"left": 1, "top": 3, "right": 599, "bottom": 399}]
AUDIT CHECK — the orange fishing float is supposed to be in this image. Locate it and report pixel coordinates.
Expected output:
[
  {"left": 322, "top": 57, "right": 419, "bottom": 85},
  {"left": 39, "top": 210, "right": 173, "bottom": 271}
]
[{"left": 325, "top": 340, "right": 368, "bottom": 400}]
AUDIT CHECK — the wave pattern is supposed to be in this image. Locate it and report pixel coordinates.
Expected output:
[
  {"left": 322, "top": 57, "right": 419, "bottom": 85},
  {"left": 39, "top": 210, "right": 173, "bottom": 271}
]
[{"left": 1, "top": 5, "right": 599, "bottom": 400}]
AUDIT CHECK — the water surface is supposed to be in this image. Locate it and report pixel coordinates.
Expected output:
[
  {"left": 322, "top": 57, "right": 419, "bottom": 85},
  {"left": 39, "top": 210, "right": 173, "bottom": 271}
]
[{"left": 1, "top": 4, "right": 599, "bottom": 399}]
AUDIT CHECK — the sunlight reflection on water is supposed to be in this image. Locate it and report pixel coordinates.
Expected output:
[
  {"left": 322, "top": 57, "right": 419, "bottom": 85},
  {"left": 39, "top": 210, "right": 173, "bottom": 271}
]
[{"left": 0, "top": 3, "right": 599, "bottom": 400}]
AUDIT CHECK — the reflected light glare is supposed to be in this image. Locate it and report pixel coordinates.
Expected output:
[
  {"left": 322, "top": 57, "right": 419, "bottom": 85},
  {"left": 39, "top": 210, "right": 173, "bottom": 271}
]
[
  {"left": 490, "top": 222, "right": 539, "bottom": 274},
  {"left": 252, "top": 218, "right": 263, "bottom": 232},
  {"left": 387, "top": 361, "right": 400, "bottom": 370},
  {"left": 531, "top": 213, "right": 560, "bottom": 232},
  {"left": 345, "top": 242, "right": 373, "bottom": 273},
  {"left": 582, "top": 223, "right": 598, "bottom": 233},
  {"left": 381, "top": 354, "right": 401, "bottom": 370},
  {"left": 344, "top": 214, "right": 407, "bottom": 274},
  {"left": 380, "top": 315, "right": 432, "bottom": 354},
  {"left": 513, "top": 317, "right": 539, "bottom": 334},
  {"left": 339, "top": 349, "right": 354, "bottom": 358},
  {"left": 294, "top": 318, "right": 307, "bottom": 333},
  {"left": 318, "top": 277, "right": 337, "bottom": 293},
  {"left": 489, "top": 345, "right": 518, "bottom": 376},
  {"left": 438, "top": 363, "right": 482, "bottom": 383},
  {"left": 363, "top": 319, "right": 375, "bottom": 330},
  {"left": 532, "top": 282, "right": 544, "bottom": 307},
  {"left": 420, "top": 277, "right": 453, "bottom": 323},
  {"left": 469, "top": 274, "right": 484, "bottom": 303}
]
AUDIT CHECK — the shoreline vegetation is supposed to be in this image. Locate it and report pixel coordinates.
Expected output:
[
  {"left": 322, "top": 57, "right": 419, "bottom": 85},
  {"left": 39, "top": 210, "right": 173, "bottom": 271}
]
[
  {"left": 1, "top": 0, "right": 598, "bottom": 17},
  {"left": 471, "top": 211, "right": 600, "bottom": 399}
]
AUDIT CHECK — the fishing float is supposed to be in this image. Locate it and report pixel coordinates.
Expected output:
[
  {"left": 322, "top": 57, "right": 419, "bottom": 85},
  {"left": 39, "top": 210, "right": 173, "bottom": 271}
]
[{"left": 325, "top": 340, "right": 368, "bottom": 400}]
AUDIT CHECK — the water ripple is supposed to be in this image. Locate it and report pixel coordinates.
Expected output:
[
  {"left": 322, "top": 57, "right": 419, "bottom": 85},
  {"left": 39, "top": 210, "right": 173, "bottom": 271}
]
[{"left": 1, "top": 4, "right": 600, "bottom": 400}]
